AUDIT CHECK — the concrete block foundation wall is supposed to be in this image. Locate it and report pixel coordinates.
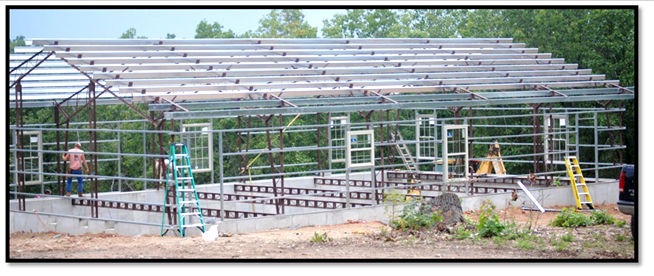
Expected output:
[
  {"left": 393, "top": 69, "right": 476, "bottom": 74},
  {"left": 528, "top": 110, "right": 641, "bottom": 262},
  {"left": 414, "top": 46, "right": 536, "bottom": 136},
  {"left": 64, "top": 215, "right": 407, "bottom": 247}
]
[{"left": 9, "top": 178, "right": 619, "bottom": 237}]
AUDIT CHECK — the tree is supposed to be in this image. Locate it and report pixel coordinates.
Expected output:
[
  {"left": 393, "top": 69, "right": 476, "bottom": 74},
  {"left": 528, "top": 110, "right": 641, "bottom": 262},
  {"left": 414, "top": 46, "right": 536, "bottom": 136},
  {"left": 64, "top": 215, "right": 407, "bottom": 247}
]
[
  {"left": 248, "top": 9, "right": 317, "bottom": 38},
  {"left": 166, "top": 33, "right": 176, "bottom": 39},
  {"left": 10, "top": 35, "right": 26, "bottom": 54},
  {"left": 322, "top": 9, "right": 400, "bottom": 38},
  {"left": 194, "top": 19, "right": 236, "bottom": 38},
  {"left": 120, "top": 27, "right": 147, "bottom": 39}
]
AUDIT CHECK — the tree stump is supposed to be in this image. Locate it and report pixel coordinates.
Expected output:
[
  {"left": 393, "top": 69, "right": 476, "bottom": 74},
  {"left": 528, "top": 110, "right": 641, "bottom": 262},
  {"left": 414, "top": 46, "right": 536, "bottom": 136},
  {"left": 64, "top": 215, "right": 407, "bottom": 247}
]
[{"left": 426, "top": 193, "right": 465, "bottom": 226}]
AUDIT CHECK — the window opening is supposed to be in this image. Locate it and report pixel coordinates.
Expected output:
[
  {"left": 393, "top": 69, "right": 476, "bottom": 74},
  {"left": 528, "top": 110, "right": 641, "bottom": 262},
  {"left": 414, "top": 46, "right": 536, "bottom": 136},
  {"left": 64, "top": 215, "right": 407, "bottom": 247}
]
[
  {"left": 442, "top": 125, "right": 468, "bottom": 183},
  {"left": 544, "top": 115, "right": 568, "bottom": 164},
  {"left": 346, "top": 130, "right": 374, "bottom": 168},
  {"left": 181, "top": 123, "right": 213, "bottom": 173},
  {"left": 330, "top": 116, "right": 348, "bottom": 163},
  {"left": 416, "top": 114, "right": 436, "bottom": 160}
]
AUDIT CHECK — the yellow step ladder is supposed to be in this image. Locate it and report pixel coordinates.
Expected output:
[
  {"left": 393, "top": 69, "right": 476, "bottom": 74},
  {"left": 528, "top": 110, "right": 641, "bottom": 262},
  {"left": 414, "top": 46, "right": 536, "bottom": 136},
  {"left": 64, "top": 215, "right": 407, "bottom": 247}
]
[{"left": 564, "top": 156, "right": 594, "bottom": 210}]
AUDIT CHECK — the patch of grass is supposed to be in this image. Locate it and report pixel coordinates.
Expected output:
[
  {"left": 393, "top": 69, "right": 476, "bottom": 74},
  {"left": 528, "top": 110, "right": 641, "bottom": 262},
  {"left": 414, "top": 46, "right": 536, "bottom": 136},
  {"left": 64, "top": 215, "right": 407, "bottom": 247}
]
[
  {"left": 561, "top": 231, "right": 575, "bottom": 242},
  {"left": 616, "top": 234, "right": 627, "bottom": 242},
  {"left": 401, "top": 235, "right": 417, "bottom": 245},
  {"left": 590, "top": 210, "right": 616, "bottom": 225},
  {"left": 616, "top": 220, "right": 627, "bottom": 228},
  {"left": 515, "top": 238, "right": 536, "bottom": 250},
  {"left": 477, "top": 200, "right": 509, "bottom": 238},
  {"left": 310, "top": 232, "right": 332, "bottom": 243},
  {"left": 451, "top": 225, "right": 473, "bottom": 240},
  {"left": 550, "top": 208, "right": 619, "bottom": 228},
  {"left": 550, "top": 237, "right": 569, "bottom": 252},
  {"left": 390, "top": 198, "right": 443, "bottom": 231},
  {"left": 549, "top": 207, "right": 593, "bottom": 228},
  {"left": 492, "top": 236, "right": 508, "bottom": 246}
]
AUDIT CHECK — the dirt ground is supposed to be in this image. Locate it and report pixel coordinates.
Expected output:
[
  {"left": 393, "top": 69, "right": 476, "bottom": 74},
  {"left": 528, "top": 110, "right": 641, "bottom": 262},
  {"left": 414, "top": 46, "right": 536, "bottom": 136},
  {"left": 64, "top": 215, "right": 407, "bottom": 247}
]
[{"left": 8, "top": 203, "right": 635, "bottom": 260}]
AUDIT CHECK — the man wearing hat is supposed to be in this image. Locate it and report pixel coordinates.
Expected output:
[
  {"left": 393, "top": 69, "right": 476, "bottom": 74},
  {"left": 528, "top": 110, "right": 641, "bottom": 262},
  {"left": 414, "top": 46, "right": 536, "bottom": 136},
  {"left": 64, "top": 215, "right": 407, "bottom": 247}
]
[{"left": 62, "top": 142, "right": 89, "bottom": 197}]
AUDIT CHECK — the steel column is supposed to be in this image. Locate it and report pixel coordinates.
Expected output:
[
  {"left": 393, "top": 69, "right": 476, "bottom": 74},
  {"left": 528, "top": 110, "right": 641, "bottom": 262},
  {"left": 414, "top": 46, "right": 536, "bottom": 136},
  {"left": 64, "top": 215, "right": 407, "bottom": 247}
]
[
  {"left": 263, "top": 115, "right": 281, "bottom": 214},
  {"left": 88, "top": 81, "right": 99, "bottom": 218},
  {"left": 14, "top": 80, "right": 26, "bottom": 210}
]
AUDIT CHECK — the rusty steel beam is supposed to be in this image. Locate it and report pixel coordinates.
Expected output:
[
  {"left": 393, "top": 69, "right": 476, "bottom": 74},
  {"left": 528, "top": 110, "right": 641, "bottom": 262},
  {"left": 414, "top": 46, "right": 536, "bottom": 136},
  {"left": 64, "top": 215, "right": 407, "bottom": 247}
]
[
  {"left": 262, "top": 114, "right": 282, "bottom": 214},
  {"left": 72, "top": 198, "right": 166, "bottom": 212},
  {"left": 14, "top": 80, "right": 26, "bottom": 210},
  {"left": 202, "top": 208, "right": 275, "bottom": 219},
  {"left": 88, "top": 81, "right": 99, "bottom": 218},
  {"left": 278, "top": 113, "right": 286, "bottom": 214},
  {"left": 59, "top": 56, "right": 157, "bottom": 126},
  {"left": 385, "top": 171, "right": 579, "bottom": 185},
  {"left": 70, "top": 198, "right": 275, "bottom": 219},
  {"left": 233, "top": 184, "right": 375, "bottom": 200},
  {"left": 315, "top": 177, "right": 520, "bottom": 195}
]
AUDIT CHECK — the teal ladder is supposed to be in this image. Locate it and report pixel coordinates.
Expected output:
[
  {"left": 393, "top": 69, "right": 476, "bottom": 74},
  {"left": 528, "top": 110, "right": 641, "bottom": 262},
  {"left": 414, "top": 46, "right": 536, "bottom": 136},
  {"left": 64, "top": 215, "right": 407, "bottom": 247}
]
[{"left": 161, "top": 143, "right": 206, "bottom": 237}]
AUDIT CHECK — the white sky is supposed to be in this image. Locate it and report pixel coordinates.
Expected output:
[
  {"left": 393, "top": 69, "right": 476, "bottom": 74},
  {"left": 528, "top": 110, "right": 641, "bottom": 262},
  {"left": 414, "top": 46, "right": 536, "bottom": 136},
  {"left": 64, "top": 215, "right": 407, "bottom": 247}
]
[{"left": 8, "top": 8, "right": 346, "bottom": 40}]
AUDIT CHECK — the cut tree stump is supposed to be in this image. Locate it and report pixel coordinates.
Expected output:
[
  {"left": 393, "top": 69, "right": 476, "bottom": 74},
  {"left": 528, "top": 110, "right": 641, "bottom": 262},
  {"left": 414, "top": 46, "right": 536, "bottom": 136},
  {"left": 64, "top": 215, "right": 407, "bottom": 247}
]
[{"left": 426, "top": 193, "right": 465, "bottom": 226}]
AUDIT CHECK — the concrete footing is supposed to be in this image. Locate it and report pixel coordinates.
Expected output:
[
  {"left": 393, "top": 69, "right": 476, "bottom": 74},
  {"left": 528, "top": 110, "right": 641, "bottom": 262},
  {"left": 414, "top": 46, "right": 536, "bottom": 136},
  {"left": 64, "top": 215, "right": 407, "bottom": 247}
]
[{"left": 9, "top": 176, "right": 619, "bottom": 237}]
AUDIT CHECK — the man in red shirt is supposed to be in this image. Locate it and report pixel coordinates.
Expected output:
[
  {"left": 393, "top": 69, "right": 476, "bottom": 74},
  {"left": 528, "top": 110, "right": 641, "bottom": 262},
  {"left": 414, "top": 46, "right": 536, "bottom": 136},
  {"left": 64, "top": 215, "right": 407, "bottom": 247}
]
[{"left": 62, "top": 142, "right": 89, "bottom": 197}]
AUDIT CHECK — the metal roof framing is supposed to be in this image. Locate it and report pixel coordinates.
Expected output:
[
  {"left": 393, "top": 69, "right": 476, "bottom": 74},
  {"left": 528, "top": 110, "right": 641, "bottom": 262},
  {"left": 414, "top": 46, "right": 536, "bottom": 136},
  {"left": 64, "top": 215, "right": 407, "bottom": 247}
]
[{"left": 8, "top": 37, "right": 632, "bottom": 109}]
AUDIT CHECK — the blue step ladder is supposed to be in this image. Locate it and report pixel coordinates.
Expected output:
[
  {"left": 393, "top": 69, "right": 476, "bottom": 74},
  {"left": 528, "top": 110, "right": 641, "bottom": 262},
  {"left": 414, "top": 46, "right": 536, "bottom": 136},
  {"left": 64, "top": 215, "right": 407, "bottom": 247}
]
[{"left": 161, "top": 143, "right": 205, "bottom": 237}]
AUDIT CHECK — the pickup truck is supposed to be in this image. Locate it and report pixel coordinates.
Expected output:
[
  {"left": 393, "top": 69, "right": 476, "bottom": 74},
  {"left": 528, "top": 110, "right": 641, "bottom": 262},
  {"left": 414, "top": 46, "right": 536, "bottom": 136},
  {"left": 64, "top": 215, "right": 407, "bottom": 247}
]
[{"left": 617, "top": 165, "right": 635, "bottom": 238}]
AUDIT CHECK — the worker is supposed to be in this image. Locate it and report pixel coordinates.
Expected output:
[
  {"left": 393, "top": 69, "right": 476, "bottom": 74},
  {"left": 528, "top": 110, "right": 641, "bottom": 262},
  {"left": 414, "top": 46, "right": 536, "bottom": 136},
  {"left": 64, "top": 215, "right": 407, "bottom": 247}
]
[{"left": 62, "top": 142, "right": 89, "bottom": 197}]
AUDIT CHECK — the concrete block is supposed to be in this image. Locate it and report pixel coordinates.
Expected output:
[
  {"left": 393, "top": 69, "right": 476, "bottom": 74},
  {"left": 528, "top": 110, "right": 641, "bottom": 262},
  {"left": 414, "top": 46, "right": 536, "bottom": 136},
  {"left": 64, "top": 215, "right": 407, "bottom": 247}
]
[
  {"left": 9, "top": 212, "right": 15, "bottom": 233},
  {"left": 55, "top": 217, "right": 81, "bottom": 235},
  {"left": 87, "top": 220, "right": 104, "bottom": 234},
  {"left": 291, "top": 213, "right": 311, "bottom": 228},
  {"left": 270, "top": 215, "right": 293, "bottom": 230},
  {"left": 325, "top": 209, "right": 343, "bottom": 225},
  {"left": 235, "top": 218, "right": 259, "bottom": 233}
]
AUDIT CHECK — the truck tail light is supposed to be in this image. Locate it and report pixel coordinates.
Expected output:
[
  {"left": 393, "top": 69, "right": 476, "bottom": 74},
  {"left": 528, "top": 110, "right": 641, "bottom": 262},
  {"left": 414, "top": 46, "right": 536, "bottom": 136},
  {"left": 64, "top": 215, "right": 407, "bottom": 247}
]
[{"left": 619, "top": 172, "right": 626, "bottom": 193}]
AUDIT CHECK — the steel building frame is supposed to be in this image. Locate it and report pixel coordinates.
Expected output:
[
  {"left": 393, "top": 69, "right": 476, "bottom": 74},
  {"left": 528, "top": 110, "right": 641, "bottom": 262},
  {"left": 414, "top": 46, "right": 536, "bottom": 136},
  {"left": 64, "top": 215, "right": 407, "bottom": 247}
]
[{"left": 8, "top": 38, "right": 634, "bottom": 227}]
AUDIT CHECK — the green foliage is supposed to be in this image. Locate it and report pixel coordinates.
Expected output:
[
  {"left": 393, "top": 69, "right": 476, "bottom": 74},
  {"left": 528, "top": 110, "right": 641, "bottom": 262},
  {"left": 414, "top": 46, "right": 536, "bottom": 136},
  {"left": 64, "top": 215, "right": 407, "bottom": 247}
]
[
  {"left": 10, "top": 35, "right": 26, "bottom": 54},
  {"left": 310, "top": 232, "right": 332, "bottom": 242},
  {"left": 590, "top": 210, "right": 616, "bottom": 225},
  {"left": 616, "top": 234, "right": 627, "bottom": 242},
  {"left": 166, "top": 33, "right": 176, "bottom": 39},
  {"left": 120, "top": 27, "right": 147, "bottom": 39},
  {"left": 616, "top": 220, "right": 627, "bottom": 228},
  {"left": 194, "top": 19, "right": 236, "bottom": 38},
  {"left": 247, "top": 9, "right": 317, "bottom": 38},
  {"left": 476, "top": 200, "right": 508, "bottom": 237},
  {"left": 549, "top": 207, "right": 593, "bottom": 228},
  {"left": 515, "top": 238, "right": 536, "bottom": 250},
  {"left": 550, "top": 236, "right": 570, "bottom": 252},
  {"left": 452, "top": 225, "right": 473, "bottom": 240},
  {"left": 390, "top": 198, "right": 443, "bottom": 231},
  {"left": 561, "top": 231, "right": 575, "bottom": 242},
  {"left": 550, "top": 208, "right": 617, "bottom": 228}
]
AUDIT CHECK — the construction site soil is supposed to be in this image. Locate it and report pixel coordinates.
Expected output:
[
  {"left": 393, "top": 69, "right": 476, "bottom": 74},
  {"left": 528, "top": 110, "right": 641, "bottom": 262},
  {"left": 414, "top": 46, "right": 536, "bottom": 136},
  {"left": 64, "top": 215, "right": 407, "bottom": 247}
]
[{"left": 8, "top": 204, "right": 635, "bottom": 260}]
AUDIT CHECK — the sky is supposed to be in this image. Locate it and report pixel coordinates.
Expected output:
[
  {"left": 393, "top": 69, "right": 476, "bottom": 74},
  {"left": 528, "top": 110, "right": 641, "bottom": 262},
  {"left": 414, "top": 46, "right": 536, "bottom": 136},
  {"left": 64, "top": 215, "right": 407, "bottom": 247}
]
[{"left": 8, "top": 8, "right": 346, "bottom": 40}]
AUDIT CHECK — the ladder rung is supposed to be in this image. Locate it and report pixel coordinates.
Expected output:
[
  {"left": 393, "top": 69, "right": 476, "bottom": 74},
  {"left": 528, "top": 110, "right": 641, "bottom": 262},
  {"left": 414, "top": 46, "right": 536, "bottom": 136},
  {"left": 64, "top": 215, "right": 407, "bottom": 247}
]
[
  {"left": 177, "top": 177, "right": 193, "bottom": 181},
  {"left": 181, "top": 223, "right": 204, "bottom": 228},
  {"left": 580, "top": 201, "right": 592, "bottom": 204},
  {"left": 177, "top": 165, "right": 190, "bottom": 169},
  {"left": 578, "top": 192, "right": 589, "bottom": 195},
  {"left": 181, "top": 212, "right": 201, "bottom": 217},
  {"left": 177, "top": 188, "right": 196, "bottom": 192},
  {"left": 174, "top": 154, "right": 188, "bottom": 158},
  {"left": 179, "top": 200, "right": 198, "bottom": 205}
]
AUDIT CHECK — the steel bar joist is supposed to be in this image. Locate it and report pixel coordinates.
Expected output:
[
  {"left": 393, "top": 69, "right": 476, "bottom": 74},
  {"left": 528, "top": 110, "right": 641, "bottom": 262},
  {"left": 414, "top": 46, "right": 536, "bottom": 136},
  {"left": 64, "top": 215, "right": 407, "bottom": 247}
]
[{"left": 22, "top": 38, "right": 631, "bottom": 110}]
